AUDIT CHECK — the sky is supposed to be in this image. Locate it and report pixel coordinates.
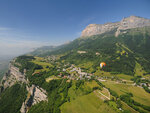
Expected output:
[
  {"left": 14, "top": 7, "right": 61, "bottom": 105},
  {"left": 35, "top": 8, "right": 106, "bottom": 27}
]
[{"left": 0, "top": 0, "right": 150, "bottom": 56}]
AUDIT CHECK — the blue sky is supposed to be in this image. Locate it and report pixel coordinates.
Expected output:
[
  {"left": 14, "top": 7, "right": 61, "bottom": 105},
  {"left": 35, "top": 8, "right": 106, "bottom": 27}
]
[{"left": 0, "top": 0, "right": 150, "bottom": 56}]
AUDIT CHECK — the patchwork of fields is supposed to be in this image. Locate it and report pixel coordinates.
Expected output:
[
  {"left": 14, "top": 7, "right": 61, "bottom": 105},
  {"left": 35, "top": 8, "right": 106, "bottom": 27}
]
[{"left": 61, "top": 92, "right": 116, "bottom": 113}]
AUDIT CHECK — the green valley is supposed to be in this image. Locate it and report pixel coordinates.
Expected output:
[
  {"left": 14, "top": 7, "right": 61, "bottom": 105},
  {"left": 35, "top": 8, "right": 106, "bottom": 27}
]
[{"left": 1, "top": 16, "right": 150, "bottom": 113}]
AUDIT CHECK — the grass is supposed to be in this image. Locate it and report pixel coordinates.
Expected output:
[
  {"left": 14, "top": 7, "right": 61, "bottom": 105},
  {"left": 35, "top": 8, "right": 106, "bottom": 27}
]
[
  {"left": 102, "top": 81, "right": 150, "bottom": 106},
  {"left": 134, "top": 62, "right": 146, "bottom": 76},
  {"left": 84, "top": 80, "right": 100, "bottom": 89},
  {"left": 68, "top": 80, "right": 101, "bottom": 101},
  {"left": 94, "top": 89, "right": 110, "bottom": 100},
  {"left": 121, "top": 101, "right": 138, "bottom": 113},
  {"left": 31, "top": 57, "right": 53, "bottom": 72},
  {"left": 45, "top": 75, "right": 60, "bottom": 82},
  {"left": 115, "top": 74, "right": 133, "bottom": 80},
  {"left": 60, "top": 92, "right": 116, "bottom": 113},
  {"left": 61, "top": 80, "right": 118, "bottom": 113},
  {"left": 100, "top": 88, "right": 110, "bottom": 98},
  {"left": 95, "top": 70, "right": 133, "bottom": 80},
  {"left": 94, "top": 70, "right": 111, "bottom": 76},
  {"left": 108, "top": 101, "right": 120, "bottom": 112},
  {"left": 67, "top": 81, "right": 78, "bottom": 100}
]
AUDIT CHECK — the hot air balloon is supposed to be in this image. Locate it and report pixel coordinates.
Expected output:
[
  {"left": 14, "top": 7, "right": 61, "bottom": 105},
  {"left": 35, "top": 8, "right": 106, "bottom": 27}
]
[{"left": 100, "top": 62, "right": 106, "bottom": 68}]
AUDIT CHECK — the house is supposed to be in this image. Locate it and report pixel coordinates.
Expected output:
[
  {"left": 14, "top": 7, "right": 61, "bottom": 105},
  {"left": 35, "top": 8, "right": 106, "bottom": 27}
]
[
  {"left": 63, "top": 68, "right": 66, "bottom": 72},
  {"left": 63, "top": 75, "right": 67, "bottom": 79},
  {"left": 96, "top": 52, "right": 100, "bottom": 55}
]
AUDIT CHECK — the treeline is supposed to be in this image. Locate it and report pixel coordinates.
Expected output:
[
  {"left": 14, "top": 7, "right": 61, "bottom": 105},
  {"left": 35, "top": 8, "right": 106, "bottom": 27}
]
[
  {"left": 95, "top": 79, "right": 105, "bottom": 87},
  {"left": 0, "top": 83, "right": 27, "bottom": 113},
  {"left": 95, "top": 79, "right": 150, "bottom": 113},
  {"left": 15, "top": 55, "right": 43, "bottom": 73},
  {"left": 28, "top": 79, "right": 72, "bottom": 113},
  {"left": 131, "top": 76, "right": 150, "bottom": 93},
  {"left": 120, "top": 93, "right": 150, "bottom": 113}
]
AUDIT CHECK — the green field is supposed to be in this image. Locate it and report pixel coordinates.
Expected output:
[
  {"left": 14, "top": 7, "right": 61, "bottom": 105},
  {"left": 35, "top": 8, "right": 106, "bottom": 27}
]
[
  {"left": 61, "top": 80, "right": 117, "bottom": 113},
  {"left": 31, "top": 57, "right": 53, "bottom": 72},
  {"left": 115, "top": 74, "right": 133, "bottom": 80},
  {"left": 60, "top": 92, "right": 116, "bottom": 113},
  {"left": 102, "top": 81, "right": 150, "bottom": 106},
  {"left": 134, "top": 62, "right": 146, "bottom": 76},
  {"left": 94, "top": 70, "right": 134, "bottom": 80},
  {"left": 121, "top": 101, "right": 138, "bottom": 113},
  {"left": 67, "top": 80, "right": 101, "bottom": 101},
  {"left": 45, "top": 75, "right": 60, "bottom": 82}
]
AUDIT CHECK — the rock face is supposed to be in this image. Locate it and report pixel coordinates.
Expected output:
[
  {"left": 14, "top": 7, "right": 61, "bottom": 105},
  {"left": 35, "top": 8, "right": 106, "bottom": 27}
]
[
  {"left": 1, "top": 63, "right": 27, "bottom": 89},
  {"left": 20, "top": 85, "right": 48, "bottom": 113},
  {"left": 81, "top": 23, "right": 119, "bottom": 37},
  {"left": 0, "top": 60, "right": 48, "bottom": 113},
  {"left": 81, "top": 16, "right": 150, "bottom": 37}
]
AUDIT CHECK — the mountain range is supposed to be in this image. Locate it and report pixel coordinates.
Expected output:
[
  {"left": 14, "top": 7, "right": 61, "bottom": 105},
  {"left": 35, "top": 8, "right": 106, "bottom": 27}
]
[
  {"left": 30, "top": 16, "right": 150, "bottom": 75},
  {"left": 1, "top": 16, "right": 150, "bottom": 113}
]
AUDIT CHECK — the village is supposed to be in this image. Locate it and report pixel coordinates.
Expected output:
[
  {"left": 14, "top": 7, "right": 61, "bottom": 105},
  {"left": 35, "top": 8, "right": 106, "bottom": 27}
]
[
  {"left": 55, "top": 62, "right": 150, "bottom": 90},
  {"left": 56, "top": 64, "right": 94, "bottom": 81},
  {"left": 31, "top": 55, "right": 150, "bottom": 93}
]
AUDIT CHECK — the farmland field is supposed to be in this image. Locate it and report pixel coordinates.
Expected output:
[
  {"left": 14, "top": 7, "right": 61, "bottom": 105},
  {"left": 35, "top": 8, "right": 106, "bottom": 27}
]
[
  {"left": 102, "top": 81, "right": 150, "bottom": 106},
  {"left": 60, "top": 92, "right": 116, "bottom": 113},
  {"left": 45, "top": 76, "right": 60, "bottom": 82},
  {"left": 31, "top": 57, "right": 53, "bottom": 72}
]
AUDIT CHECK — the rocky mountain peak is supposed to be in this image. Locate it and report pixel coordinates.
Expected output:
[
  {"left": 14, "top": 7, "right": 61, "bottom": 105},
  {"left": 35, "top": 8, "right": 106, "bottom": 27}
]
[
  {"left": 81, "top": 16, "right": 150, "bottom": 37},
  {"left": 119, "top": 15, "right": 150, "bottom": 29}
]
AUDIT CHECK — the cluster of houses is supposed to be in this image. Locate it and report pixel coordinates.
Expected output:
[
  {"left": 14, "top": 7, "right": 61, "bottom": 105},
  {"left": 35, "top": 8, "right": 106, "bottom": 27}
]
[
  {"left": 57, "top": 64, "right": 94, "bottom": 80},
  {"left": 46, "top": 55, "right": 57, "bottom": 61},
  {"left": 55, "top": 62, "right": 150, "bottom": 90}
]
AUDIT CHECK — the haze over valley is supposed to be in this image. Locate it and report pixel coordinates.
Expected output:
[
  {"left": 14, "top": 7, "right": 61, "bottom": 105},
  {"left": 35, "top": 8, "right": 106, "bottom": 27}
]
[{"left": 0, "top": 0, "right": 150, "bottom": 113}]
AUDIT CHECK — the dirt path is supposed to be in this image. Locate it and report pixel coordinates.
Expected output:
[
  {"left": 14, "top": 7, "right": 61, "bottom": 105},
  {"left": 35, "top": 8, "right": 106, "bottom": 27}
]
[
  {"left": 94, "top": 88, "right": 110, "bottom": 100},
  {"left": 103, "top": 88, "right": 110, "bottom": 99},
  {"left": 97, "top": 90, "right": 110, "bottom": 100}
]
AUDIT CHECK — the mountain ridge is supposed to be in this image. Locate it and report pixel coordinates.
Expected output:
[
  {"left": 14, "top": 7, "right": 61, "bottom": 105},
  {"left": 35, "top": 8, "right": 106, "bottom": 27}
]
[
  {"left": 1, "top": 16, "right": 150, "bottom": 113},
  {"left": 81, "top": 16, "right": 150, "bottom": 37}
]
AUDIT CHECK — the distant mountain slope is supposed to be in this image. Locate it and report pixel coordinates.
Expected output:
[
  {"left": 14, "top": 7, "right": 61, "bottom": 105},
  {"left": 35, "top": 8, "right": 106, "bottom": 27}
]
[
  {"left": 1, "top": 16, "right": 150, "bottom": 113},
  {"left": 29, "top": 46, "right": 56, "bottom": 56},
  {"left": 34, "top": 26, "right": 150, "bottom": 75},
  {"left": 29, "top": 43, "right": 71, "bottom": 57}
]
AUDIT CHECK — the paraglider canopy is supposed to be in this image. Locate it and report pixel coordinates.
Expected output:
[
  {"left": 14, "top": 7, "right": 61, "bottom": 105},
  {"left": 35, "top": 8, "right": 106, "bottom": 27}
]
[{"left": 100, "top": 62, "right": 106, "bottom": 68}]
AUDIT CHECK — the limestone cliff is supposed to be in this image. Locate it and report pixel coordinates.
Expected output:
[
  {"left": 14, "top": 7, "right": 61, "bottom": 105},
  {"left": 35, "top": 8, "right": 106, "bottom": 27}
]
[
  {"left": 20, "top": 85, "right": 48, "bottom": 113},
  {"left": 1, "top": 63, "right": 27, "bottom": 89},
  {"left": 0, "top": 60, "right": 48, "bottom": 113},
  {"left": 81, "top": 16, "right": 150, "bottom": 37}
]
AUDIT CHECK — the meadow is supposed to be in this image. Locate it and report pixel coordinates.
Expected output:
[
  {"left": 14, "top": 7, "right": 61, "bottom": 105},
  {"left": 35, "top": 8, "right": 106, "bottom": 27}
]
[
  {"left": 60, "top": 92, "right": 116, "bottom": 113},
  {"left": 102, "top": 80, "right": 150, "bottom": 106}
]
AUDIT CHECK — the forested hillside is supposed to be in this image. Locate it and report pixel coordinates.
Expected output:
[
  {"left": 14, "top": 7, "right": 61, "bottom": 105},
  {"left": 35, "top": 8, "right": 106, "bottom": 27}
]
[
  {"left": 30, "top": 27, "right": 150, "bottom": 75},
  {"left": 1, "top": 21, "right": 150, "bottom": 113}
]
